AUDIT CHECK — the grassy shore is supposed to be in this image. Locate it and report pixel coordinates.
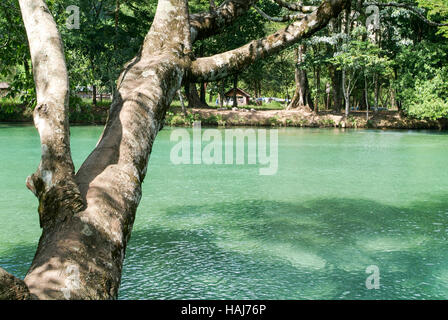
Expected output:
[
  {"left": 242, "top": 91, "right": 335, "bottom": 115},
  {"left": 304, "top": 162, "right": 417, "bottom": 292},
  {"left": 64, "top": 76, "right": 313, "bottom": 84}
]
[{"left": 1, "top": 97, "right": 446, "bottom": 130}]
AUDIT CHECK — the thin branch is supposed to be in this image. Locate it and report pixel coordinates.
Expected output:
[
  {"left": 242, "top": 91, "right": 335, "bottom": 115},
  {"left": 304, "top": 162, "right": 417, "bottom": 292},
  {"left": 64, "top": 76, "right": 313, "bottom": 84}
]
[
  {"left": 253, "top": 5, "right": 307, "bottom": 22},
  {"left": 19, "top": 0, "right": 85, "bottom": 227},
  {"left": 272, "top": 0, "right": 317, "bottom": 13}
]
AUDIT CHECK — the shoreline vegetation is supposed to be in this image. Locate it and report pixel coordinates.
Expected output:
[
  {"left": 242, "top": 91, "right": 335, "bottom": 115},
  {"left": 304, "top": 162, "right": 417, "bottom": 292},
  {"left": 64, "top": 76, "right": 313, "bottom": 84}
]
[{"left": 1, "top": 101, "right": 447, "bottom": 130}]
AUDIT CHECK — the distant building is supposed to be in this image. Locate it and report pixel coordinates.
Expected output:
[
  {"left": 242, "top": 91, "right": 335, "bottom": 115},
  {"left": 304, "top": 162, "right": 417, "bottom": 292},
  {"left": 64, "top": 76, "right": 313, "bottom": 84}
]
[
  {"left": 0, "top": 82, "right": 10, "bottom": 97},
  {"left": 224, "top": 88, "right": 251, "bottom": 106},
  {"left": 74, "top": 86, "right": 111, "bottom": 101}
]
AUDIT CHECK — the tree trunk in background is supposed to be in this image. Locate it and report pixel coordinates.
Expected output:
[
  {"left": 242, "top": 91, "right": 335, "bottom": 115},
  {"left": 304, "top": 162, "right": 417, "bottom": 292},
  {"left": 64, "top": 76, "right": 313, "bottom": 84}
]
[
  {"left": 232, "top": 74, "right": 238, "bottom": 108},
  {"left": 178, "top": 90, "right": 187, "bottom": 115},
  {"left": 209, "top": 89, "right": 213, "bottom": 103},
  {"left": 330, "top": 66, "right": 343, "bottom": 112},
  {"left": 200, "top": 82, "right": 208, "bottom": 106},
  {"left": 115, "top": 0, "right": 120, "bottom": 31},
  {"left": 365, "top": 75, "right": 370, "bottom": 120},
  {"left": 359, "top": 84, "right": 367, "bottom": 110},
  {"left": 314, "top": 64, "right": 321, "bottom": 113},
  {"left": 288, "top": 45, "right": 313, "bottom": 111},
  {"left": 342, "top": 69, "right": 349, "bottom": 116},
  {"left": 219, "top": 80, "right": 225, "bottom": 108},
  {"left": 374, "top": 73, "right": 379, "bottom": 112},
  {"left": 185, "top": 82, "right": 208, "bottom": 108},
  {"left": 343, "top": 4, "right": 351, "bottom": 117},
  {"left": 92, "top": 84, "right": 97, "bottom": 106},
  {"left": 325, "top": 82, "right": 331, "bottom": 110}
]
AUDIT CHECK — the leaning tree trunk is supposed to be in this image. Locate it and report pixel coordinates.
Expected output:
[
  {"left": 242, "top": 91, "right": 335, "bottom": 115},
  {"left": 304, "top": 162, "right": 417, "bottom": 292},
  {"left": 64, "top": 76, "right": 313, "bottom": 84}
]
[
  {"left": 16, "top": 0, "right": 192, "bottom": 300},
  {"left": 287, "top": 44, "right": 313, "bottom": 111},
  {"left": 232, "top": 74, "right": 238, "bottom": 108},
  {"left": 1, "top": 0, "right": 349, "bottom": 300}
]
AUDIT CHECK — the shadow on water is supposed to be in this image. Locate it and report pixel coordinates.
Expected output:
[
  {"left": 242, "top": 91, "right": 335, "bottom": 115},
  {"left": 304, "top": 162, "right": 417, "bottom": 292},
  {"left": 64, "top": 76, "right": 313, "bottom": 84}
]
[
  {"left": 120, "top": 196, "right": 448, "bottom": 300},
  {"left": 1, "top": 196, "right": 448, "bottom": 300}
]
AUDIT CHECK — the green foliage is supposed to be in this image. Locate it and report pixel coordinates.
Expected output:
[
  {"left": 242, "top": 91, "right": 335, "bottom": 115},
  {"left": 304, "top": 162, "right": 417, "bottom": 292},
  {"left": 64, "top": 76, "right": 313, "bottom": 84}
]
[
  {"left": 2, "top": 0, "right": 448, "bottom": 124},
  {"left": 403, "top": 69, "right": 448, "bottom": 120},
  {"left": 0, "top": 1, "right": 35, "bottom": 106},
  {"left": 417, "top": 0, "right": 448, "bottom": 37},
  {"left": 330, "top": 27, "right": 393, "bottom": 81}
]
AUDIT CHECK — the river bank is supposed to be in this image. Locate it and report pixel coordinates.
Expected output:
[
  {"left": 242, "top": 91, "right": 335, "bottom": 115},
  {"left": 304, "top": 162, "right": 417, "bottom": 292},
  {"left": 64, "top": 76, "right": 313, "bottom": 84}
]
[
  {"left": 1, "top": 103, "right": 446, "bottom": 130},
  {"left": 165, "top": 107, "right": 448, "bottom": 130}
]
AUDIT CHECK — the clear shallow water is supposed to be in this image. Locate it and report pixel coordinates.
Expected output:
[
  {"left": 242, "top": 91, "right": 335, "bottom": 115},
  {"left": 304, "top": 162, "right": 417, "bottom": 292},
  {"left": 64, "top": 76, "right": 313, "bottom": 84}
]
[{"left": 1, "top": 124, "right": 448, "bottom": 299}]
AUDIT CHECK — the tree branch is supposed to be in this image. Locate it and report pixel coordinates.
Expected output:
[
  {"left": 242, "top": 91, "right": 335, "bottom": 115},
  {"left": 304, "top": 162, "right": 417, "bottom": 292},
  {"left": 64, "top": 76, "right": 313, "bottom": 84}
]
[
  {"left": 189, "top": 0, "right": 259, "bottom": 42},
  {"left": 189, "top": 0, "right": 349, "bottom": 82},
  {"left": 254, "top": 5, "right": 307, "bottom": 22},
  {"left": 364, "top": 2, "right": 448, "bottom": 27},
  {"left": 19, "top": 0, "right": 85, "bottom": 229},
  {"left": 272, "top": 0, "right": 316, "bottom": 13},
  {"left": 0, "top": 267, "right": 32, "bottom": 300}
]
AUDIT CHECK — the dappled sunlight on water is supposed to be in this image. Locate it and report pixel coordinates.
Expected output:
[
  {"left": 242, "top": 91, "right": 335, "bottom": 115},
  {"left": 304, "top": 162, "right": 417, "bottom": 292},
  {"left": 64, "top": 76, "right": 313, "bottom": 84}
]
[{"left": 120, "top": 197, "right": 448, "bottom": 299}]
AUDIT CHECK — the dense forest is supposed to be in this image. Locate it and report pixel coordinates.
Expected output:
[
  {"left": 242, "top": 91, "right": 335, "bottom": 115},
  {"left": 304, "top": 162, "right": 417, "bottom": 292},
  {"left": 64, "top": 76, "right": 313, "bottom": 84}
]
[{"left": 1, "top": 0, "right": 448, "bottom": 121}]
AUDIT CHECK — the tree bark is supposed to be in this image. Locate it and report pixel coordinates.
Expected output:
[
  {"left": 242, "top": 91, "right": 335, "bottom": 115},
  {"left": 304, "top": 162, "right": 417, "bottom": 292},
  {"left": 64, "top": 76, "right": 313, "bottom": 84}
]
[
  {"left": 219, "top": 80, "right": 225, "bottom": 108},
  {"left": 200, "top": 82, "right": 208, "bottom": 106},
  {"left": 288, "top": 44, "right": 313, "bottom": 111},
  {"left": 178, "top": 89, "right": 187, "bottom": 115},
  {"left": 185, "top": 82, "right": 208, "bottom": 108},
  {"left": 232, "top": 74, "right": 238, "bottom": 108},
  {"left": 342, "top": 4, "right": 351, "bottom": 117},
  {"left": 314, "top": 64, "right": 321, "bottom": 113},
  {"left": 330, "top": 65, "right": 343, "bottom": 112},
  {"left": 0, "top": 268, "right": 32, "bottom": 300},
  {"left": 365, "top": 75, "right": 370, "bottom": 120},
  {"left": 93, "top": 84, "right": 97, "bottom": 107}
]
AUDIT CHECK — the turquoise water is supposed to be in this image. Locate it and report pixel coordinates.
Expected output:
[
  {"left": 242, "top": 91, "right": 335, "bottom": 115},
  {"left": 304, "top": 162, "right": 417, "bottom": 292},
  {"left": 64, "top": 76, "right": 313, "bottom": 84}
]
[{"left": 1, "top": 124, "right": 448, "bottom": 299}]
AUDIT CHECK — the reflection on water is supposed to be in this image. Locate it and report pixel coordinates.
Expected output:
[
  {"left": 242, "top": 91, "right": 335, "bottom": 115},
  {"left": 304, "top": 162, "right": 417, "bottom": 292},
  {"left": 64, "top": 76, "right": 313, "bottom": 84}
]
[{"left": 0, "top": 125, "right": 447, "bottom": 299}]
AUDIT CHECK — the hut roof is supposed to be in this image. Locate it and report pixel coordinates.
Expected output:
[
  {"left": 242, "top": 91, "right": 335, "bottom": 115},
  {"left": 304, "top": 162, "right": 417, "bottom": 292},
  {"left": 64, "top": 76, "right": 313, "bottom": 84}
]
[
  {"left": 0, "top": 82, "right": 10, "bottom": 90},
  {"left": 224, "top": 88, "right": 251, "bottom": 98}
]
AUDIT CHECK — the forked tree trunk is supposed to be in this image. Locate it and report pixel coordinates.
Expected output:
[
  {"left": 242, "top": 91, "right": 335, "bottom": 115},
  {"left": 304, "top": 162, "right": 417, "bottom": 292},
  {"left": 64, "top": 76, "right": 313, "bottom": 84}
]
[
  {"left": 1, "top": 0, "right": 349, "bottom": 300},
  {"left": 287, "top": 44, "right": 313, "bottom": 111},
  {"left": 17, "top": 0, "right": 192, "bottom": 300}
]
